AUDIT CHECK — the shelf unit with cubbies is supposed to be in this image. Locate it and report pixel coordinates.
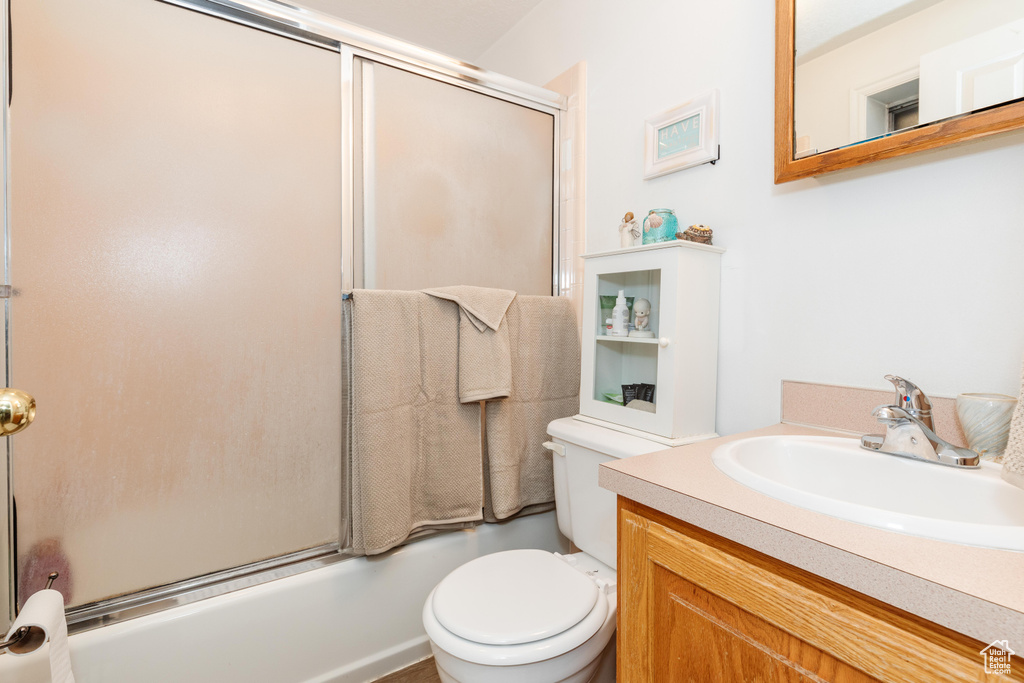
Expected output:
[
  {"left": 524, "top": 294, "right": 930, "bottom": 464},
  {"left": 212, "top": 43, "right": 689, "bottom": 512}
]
[{"left": 577, "top": 240, "right": 724, "bottom": 445}]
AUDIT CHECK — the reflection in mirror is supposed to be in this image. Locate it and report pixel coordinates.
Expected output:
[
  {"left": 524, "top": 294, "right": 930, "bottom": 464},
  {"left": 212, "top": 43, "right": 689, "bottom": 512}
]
[{"left": 794, "top": 0, "right": 1024, "bottom": 157}]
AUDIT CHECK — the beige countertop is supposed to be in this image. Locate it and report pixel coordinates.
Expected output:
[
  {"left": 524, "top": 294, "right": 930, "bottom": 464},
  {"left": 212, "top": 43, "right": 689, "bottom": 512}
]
[{"left": 599, "top": 422, "right": 1024, "bottom": 651}]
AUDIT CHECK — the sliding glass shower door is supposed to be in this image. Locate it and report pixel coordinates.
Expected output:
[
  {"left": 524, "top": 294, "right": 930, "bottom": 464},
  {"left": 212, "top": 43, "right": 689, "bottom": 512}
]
[
  {"left": 352, "top": 58, "right": 557, "bottom": 294},
  {"left": 8, "top": 0, "right": 343, "bottom": 610}
]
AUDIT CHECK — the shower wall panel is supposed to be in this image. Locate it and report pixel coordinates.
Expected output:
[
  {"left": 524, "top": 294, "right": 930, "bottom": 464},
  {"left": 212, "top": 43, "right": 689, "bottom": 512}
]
[{"left": 10, "top": 0, "right": 343, "bottom": 607}]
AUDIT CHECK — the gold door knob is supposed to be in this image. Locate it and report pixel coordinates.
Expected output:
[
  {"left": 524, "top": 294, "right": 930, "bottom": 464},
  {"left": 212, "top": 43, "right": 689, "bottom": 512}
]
[{"left": 0, "top": 388, "right": 35, "bottom": 435}]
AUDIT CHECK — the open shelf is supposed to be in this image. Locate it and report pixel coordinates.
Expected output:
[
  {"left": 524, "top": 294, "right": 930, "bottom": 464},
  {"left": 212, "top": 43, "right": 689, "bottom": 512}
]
[
  {"left": 595, "top": 268, "right": 661, "bottom": 339},
  {"left": 594, "top": 339, "right": 657, "bottom": 405}
]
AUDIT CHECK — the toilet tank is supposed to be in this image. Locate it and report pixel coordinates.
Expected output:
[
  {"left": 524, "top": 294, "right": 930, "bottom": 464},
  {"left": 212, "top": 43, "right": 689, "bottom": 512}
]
[{"left": 545, "top": 418, "right": 665, "bottom": 568}]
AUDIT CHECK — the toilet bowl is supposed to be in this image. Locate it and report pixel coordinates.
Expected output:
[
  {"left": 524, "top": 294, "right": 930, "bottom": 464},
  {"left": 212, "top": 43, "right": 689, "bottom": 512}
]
[
  {"left": 423, "top": 549, "right": 617, "bottom": 683},
  {"left": 423, "top": 418, "right": 666, "bottom": 682}
]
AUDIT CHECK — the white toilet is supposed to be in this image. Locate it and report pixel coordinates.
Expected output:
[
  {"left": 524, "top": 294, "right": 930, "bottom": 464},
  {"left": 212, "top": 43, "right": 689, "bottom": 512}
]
[{"left": 422, "top": 417, "right": 665, "bottom": 683}]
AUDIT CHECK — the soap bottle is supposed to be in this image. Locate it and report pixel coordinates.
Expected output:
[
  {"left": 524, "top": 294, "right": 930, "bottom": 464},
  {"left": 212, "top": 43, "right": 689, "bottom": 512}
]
[{"left": 610, "top": 290, "right": 630, "bottom": 337}]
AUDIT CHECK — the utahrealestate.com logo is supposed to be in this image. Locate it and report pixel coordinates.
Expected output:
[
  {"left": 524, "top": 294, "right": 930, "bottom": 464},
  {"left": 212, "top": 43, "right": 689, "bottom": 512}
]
[{"left": 981, "top": 640, "right": 1014, "bottom": 676}]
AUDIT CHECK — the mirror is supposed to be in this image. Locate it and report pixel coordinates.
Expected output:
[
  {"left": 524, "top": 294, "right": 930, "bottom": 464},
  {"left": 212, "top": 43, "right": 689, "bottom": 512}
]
[{"left": 775, "top": 0, "right": 1024, "bottom": 183}]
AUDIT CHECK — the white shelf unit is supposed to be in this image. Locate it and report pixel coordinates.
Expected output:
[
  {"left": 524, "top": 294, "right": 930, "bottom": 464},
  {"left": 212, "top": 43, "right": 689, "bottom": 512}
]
[{"left": 578, "top": 240, "right": 724, "bottom": 444}]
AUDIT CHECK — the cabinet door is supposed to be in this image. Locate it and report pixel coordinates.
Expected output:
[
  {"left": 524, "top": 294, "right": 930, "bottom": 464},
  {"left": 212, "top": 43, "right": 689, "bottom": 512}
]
[
  {"left": 580, "top": 249, "right": 670, "bottom": 436},
  {"left": 618, "top": 498, "right": 1016, "bottom": 683},
  {"left": 578, "top": 242, "right": 721, "bottom": 442},
  {"left": 650, "top": 563, "right": 877, "bottom": 682}
]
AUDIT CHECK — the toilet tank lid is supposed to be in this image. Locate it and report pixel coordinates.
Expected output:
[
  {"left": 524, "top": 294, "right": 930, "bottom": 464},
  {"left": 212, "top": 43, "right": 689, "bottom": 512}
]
[
  {"left": 431, "top": 549, "right": 599, "bottom": 646},
  {"left": 547, "top": 417, "right": 666, "bottom": 459}
]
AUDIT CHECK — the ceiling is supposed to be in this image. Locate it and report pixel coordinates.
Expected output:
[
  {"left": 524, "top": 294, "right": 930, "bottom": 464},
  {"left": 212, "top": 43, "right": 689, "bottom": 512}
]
[
  {"left": 295, "top": 0, "right": 547, "bottom": 62},
  {"left": 796, "top": 0, "right": 943, "bottom": 61}
]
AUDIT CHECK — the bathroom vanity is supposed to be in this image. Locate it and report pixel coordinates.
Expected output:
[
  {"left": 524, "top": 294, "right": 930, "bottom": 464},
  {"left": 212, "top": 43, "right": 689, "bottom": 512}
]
[{"left": 601, "top": 423, "right": 1024, "bottom": 682}]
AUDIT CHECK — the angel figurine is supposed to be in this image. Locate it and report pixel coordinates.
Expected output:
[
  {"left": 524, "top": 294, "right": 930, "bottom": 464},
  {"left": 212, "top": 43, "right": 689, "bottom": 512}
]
[{"left": 618, "top": 212, "right": 641, "bottom": 248}]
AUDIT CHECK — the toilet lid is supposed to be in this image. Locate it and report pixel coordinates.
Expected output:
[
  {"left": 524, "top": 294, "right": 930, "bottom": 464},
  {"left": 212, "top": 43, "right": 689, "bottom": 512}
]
[{"left": 431, "top": 549, "right": 600, "bottom": 646}]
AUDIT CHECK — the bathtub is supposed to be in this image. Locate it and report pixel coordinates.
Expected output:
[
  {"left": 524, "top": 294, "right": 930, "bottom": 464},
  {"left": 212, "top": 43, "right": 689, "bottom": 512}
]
[{"left": 1, "top": 512, "right": 567, "bottom": 682}]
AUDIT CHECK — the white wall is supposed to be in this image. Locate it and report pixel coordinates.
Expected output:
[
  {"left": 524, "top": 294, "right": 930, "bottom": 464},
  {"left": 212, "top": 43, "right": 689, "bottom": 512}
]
[{"left": 479, "top": 0, "right": 1024, "bottom": 437}]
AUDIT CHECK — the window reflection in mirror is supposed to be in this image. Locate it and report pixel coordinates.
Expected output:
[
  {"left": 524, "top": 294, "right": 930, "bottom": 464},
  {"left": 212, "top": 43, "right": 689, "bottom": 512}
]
[{"left": 793, "top": 0, "right": 1024, "bottom": 157}]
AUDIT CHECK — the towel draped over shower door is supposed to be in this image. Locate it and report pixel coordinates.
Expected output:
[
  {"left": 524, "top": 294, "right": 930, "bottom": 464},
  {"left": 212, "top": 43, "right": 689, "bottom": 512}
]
[
  {"left": 422, "top": 285, "right": 517, "bottom": 404},
  {"left": 347, "top": 290, "right": 484, "bottom": 556},
  {"left": 482, "top": 295, "right": 581, "bottom": 522},
  {"left": 345, "top": 288, "right": 580, "bottom": 555}
]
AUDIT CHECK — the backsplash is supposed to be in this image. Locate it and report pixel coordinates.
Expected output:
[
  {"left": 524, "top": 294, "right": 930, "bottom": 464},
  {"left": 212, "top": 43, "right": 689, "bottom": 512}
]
[{"left": 780, "top": 380, "right": 967, "bottom": 448}]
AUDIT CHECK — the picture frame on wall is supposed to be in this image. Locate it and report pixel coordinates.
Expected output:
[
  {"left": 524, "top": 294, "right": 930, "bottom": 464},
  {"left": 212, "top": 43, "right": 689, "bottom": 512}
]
[{"left": 643, "top": 89, "right": 720, "bottom": 180}]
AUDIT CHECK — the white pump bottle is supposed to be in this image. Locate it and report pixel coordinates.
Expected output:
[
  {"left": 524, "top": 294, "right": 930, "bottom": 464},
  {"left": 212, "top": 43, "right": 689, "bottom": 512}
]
[{"left": 610, "top": 290, "right": 630, "bottom": 337}]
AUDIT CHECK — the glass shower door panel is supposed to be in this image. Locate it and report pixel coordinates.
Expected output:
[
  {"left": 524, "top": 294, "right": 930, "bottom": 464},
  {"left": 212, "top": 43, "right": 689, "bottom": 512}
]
[
  {"left": 357, "top": 59, "right": 555, "bottom": 294},
  {"left": 10, "top": 0, "right": 342, "bottom": 607}
]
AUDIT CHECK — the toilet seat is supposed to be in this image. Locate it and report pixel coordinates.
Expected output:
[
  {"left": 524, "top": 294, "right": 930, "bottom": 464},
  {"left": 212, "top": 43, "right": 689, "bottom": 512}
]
[
  {"left": 424, "top": 549, "right": 612, "bottom": 666},
  {"left": 433, "top": 549, "right": 599, "bottom": 645}
]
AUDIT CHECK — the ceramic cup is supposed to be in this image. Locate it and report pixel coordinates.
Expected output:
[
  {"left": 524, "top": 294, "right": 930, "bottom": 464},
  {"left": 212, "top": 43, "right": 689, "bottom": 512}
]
[{"left": 956, "top": 393, "right": 1018, "bottom": 460}]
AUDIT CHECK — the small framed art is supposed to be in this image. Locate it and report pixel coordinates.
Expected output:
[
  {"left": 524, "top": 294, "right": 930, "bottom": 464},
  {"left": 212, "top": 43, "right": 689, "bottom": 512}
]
[{"left": 643, "top": 89, "right": 720, "bottom": 180}]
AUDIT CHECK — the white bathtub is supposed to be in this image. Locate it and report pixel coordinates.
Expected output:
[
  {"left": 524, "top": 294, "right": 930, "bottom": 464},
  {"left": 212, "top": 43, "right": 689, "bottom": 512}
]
[{"left": 1, "top": 512, "right": 567, "bottom": 683}]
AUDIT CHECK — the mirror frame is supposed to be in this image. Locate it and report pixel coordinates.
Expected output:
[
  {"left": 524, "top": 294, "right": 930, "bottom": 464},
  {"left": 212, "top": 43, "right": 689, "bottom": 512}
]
[{"left": 775, "top": 0, "right": 1024, "bottom": 183}]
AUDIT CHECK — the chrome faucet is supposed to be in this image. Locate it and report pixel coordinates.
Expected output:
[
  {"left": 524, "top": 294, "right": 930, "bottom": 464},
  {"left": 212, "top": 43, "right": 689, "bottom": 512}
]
[{"left": 860, "top": 374, "right": 980, "bottom": 468}]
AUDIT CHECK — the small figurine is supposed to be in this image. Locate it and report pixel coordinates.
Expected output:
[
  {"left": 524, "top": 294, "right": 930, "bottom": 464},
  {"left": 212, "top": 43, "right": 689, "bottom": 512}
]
[
  {"left": 618, "top": 212, "right": 641, "bottom": 248},
  {"left": 629, "top": 298, "right": 654, "bottom": 338}
]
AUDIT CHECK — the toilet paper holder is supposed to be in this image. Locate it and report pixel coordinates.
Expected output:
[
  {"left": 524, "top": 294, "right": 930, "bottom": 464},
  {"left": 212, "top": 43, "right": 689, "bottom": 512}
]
[{"left": 0, "top": 572, "right": 59, "bottom": 654}]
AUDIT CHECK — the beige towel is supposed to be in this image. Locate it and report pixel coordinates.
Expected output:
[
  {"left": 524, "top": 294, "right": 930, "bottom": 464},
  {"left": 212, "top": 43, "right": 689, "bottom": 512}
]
[
  {"left": 1001, "top": 357, "right": 1024, "bottom": 489},
  {"left": 484, "top": 296, "right": 581, "bottom": 521},
  {"left": 423, "top": 286, "right": 518, "bottom": 403},
  {"left": 347, "top": 290, "right": 484, "bottom": 555},
  {"left": 422, "top": 285, "right": 517, "bottom": 332}
]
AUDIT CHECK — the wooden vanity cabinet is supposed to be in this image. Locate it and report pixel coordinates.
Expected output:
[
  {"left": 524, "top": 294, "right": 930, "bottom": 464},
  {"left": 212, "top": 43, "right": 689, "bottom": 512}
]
[{"left": 617, "top": 497, "right": 1020, "bottom": 682}]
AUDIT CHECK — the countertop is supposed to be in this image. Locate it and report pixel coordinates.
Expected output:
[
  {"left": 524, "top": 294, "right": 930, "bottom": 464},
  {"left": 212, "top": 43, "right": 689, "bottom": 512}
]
[{"left": 598, "top": 422, "right": 1024, "bottom": 651}]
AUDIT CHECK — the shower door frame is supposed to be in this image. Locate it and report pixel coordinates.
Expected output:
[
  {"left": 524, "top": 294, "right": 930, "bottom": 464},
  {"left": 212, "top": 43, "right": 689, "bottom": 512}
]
[
  {"left": 0, "top": 0, "right": 564, "bottom": 634},
  {"left": 1, "top": 0, "right": 12, "bottom": 637}
]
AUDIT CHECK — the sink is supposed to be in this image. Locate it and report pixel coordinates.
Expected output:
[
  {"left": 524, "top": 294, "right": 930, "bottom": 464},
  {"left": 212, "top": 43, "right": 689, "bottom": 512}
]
[{"left": 711, "top": 435, "right": 1024, "bottom": 551}]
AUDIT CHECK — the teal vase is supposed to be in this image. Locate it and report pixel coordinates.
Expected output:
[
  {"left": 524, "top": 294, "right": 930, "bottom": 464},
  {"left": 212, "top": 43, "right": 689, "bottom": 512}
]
[{"left": 642, "top": 209, "right": 678, "bottom": 244}]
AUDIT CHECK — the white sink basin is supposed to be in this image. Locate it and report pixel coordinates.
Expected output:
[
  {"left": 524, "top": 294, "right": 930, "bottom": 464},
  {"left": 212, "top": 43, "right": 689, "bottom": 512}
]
[{"left": 712, "top": 435, "right": 1024, "bottom": 551}]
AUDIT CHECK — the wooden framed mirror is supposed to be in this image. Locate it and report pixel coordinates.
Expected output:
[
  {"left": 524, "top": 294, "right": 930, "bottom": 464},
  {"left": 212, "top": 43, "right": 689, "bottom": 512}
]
[{"left": 775, "top": 0, "right": 1024, "bottom": 184}]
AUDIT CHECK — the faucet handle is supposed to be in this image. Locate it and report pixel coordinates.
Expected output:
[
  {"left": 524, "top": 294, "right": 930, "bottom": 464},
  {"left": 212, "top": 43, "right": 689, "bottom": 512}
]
[
  {"left": 871, "top": 404, "right": 909, "bottom": 423},
  {"left": 884, "top": 374, "right": 932, "bottom": 426}
]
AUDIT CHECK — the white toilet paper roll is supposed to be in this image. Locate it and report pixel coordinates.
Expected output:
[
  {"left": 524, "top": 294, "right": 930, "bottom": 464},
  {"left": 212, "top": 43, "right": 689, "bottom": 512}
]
[{"left": 4, "top": 589, "right": 76, "bottom": 683}]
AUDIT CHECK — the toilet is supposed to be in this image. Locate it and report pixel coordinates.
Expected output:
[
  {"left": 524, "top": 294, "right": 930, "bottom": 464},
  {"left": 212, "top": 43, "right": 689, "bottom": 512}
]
[{"left": 422, "top": 417, "right": 665, "bottom": 682}]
